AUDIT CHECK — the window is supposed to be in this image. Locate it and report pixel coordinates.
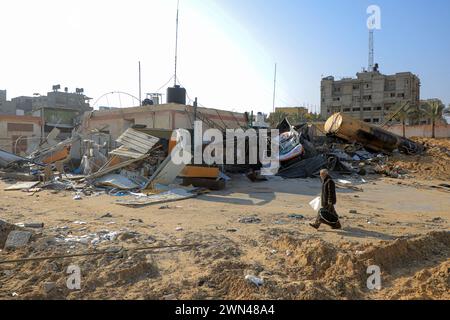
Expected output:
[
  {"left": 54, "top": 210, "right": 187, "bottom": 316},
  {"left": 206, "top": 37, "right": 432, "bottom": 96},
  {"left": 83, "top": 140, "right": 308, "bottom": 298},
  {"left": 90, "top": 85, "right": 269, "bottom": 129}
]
[
  {"left": 390, "top": 93, "right": 396, "bottom": 98},
  {"left": 385, "top": 80, "right": 396, "bottom": 91},
  {"left": 343, "top": 108, "right": 351, "bottom": 112},
  {"left": 375, "top": 106, "right": 382, "bottom": 111},
  {"left": 7, "top": 123, "right": 34, "bottom": 132},
  {"left": 353, "top": 96, "right": 361, "bottom": 102},
  {"left": 352, "top": 108, "right": 361, "bottom": 112},
  {"left": 398, "top": 93, "right": 405, "bottom": 98},
  {"left": 333, "top": 97, "right": 340, "bottom": 102},
  {"left": 372, "top": 118, "right": 380, "bottom": 123},
  {"left": 364, "top": 119, "right": 371, "bottom": 123},
  {"left": 353, "top": 84, "right": 360, "bottom": 90},
  {"left": 363, "top": 107, "right": 372, "bottom": 111},
  {"left": 363, "top": 95, "right": 372, "bottom": 101}
]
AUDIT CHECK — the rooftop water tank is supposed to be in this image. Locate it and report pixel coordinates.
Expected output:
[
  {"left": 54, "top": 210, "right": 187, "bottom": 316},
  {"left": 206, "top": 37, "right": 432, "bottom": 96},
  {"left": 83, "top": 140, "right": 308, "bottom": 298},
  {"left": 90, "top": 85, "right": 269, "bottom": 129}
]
[{"left": 167, "top": 85, "right": 186, "bottom": 105}]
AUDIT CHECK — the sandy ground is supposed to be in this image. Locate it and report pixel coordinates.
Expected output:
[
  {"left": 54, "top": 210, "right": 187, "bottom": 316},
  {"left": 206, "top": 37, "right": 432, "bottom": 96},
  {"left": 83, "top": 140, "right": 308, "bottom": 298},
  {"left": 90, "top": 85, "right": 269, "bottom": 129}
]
[{"left": 0, "top": 174, "right": 448, "bottom": 300}]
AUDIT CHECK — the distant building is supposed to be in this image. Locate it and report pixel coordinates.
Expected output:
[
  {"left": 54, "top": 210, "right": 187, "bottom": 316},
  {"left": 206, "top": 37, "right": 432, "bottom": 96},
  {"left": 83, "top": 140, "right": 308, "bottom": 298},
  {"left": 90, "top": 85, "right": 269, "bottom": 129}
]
[
  {"left": 0, "top": 87, "right": 92, "bottom": 116},
  {"left": 31, "top": 89, "right": 92, "bottom": 113},
  {"left": 275, "top": 107, "right": 309, "bottom": 116},
  {"left": 321, "top": 69, "right": 421, "bottom": 124},
  {"left": 0, "top": 114, "right": 42, "bottom": 154},
  {"left": 0, "top": 90, "right": 18, "bottom": 115}
]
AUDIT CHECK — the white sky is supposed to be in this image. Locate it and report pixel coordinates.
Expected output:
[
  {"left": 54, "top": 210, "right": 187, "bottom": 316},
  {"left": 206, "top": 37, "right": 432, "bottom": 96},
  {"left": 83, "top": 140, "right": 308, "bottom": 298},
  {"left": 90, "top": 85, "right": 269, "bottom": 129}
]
[{"left": 0, "top": 0, "right": 281, "bottom": 114}]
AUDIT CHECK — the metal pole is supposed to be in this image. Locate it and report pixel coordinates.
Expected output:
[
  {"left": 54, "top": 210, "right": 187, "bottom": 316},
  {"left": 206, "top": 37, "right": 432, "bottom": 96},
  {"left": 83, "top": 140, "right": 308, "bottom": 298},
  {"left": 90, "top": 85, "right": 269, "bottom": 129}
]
[
  {"left": 139, "top": 61, "right": 142, "bottom": 106},
  {"left": 174, "top": 0, "right": 180, "bottom": 86},
  {"left": 272, "top": 63, "right": 277, "bottom": 113}
]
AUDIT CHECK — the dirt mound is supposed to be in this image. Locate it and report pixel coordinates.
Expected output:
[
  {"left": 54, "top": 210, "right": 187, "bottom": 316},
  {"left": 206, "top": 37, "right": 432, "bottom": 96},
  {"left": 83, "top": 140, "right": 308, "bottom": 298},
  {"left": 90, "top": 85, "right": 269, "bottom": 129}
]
[
  {"left": 359, "top": 231, "right": 450, "bottom": 271},
  {"left": 1, "top": 230, "right": 448, "bottom": 300},
  {"left": 199, "top": 231, "right": 450, "bottom": 300},
  {"left": 387, "top": 138, "right": 450, "bottom": 180}
]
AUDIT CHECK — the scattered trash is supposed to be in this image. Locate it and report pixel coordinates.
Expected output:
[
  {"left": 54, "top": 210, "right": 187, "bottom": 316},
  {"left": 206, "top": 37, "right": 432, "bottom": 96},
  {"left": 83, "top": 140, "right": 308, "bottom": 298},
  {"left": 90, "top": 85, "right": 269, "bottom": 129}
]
[
  {"left": 288, "top": 214, "right": 305, "bottom": 220},
  {"left": 238, "top": 216, "right": 261, "bottom": 224},
  {"left": 101, "top": 213, "right": 113, "bottom": 218},
  {"left": 245, "top": 275, "right": 264, "bottom": 287},
  {"left": 175, "top": 227, "right": 184, "bottom": 232},
  {"left": 14, "top": 222, "right": 44, "bottom": 229},
  {"left": 116, "top": 188, "right": 197, "bottom": 207},
  {"left": 309, "top": 197, "right": 321, "bottom": 212},
  {"left": 73, "top": 194, "right": 82, "bottom": 200},
  {"left": 349, "top": 210, "right": 358, "bottom": 214}
]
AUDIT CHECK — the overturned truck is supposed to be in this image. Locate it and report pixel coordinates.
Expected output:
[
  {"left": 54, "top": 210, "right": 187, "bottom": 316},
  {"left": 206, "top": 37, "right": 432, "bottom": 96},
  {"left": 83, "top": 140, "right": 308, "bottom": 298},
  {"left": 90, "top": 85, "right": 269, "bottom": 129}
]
[{"left": 324, "top": 113, "right": 424, "bottom": 155}]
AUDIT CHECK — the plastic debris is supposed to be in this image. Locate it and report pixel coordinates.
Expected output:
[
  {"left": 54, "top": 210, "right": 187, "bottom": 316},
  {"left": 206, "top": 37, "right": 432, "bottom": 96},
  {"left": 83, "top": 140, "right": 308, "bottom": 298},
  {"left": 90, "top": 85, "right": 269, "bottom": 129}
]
[{"left": 245, "top": 275, "right": 264, "bottom": 287}]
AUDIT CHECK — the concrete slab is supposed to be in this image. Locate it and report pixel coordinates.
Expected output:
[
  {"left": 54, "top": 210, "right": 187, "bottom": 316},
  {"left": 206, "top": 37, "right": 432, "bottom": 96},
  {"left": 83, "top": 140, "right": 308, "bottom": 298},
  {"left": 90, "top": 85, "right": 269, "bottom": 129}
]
[{"left": 4, "top": 230, "right": 32, "bottom": 249}]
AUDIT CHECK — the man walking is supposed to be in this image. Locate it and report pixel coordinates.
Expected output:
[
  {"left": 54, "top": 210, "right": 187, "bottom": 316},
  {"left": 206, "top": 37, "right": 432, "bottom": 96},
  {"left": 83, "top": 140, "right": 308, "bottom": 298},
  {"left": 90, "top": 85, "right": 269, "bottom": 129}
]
[{"left": 309, "top": 169, "right": 342, "bottom": 230}]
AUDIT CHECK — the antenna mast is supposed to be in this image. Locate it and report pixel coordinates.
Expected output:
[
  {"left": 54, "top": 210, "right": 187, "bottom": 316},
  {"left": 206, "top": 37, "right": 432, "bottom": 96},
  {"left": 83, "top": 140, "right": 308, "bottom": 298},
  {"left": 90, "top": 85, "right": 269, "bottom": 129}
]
[
  {"left": 368, "top": 29, "right": 374, "bottom": 71},
  {"left": 174, "top": 0, "right": 180, "bottom": 86}
]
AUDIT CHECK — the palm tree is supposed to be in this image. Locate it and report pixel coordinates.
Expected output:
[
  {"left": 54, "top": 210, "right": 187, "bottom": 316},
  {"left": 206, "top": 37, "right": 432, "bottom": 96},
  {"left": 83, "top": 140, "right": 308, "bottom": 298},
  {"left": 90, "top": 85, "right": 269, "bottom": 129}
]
[
  {"left": 392, "top": 101, "right": 414, "bottom": 138},
  {"left": 420, "top": 100, "right": 445, "bottom": 138}
]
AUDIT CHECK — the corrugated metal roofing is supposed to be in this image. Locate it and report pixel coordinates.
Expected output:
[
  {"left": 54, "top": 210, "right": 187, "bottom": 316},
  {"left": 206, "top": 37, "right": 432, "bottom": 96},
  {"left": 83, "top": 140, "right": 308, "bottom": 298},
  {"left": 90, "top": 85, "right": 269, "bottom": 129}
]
[
  {"left": 109, "top": 146, "right": 144, "bottom": 159},
  {"left": 115, "top": 128, "right": 160, "bottom": 155}
]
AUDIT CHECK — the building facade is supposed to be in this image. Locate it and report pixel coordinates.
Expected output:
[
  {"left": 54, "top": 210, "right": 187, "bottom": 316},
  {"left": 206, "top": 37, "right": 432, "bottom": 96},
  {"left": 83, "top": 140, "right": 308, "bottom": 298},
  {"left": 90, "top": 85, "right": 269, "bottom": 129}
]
[
  {"left": 0, "top": 87, "right": 92, "bottom": 115},
  {"left": 0, "top": 114, "right": 42, "bottom": 154},
  {"left": 0, "top": 90, "right": 18, "bottom": 115},
  {"left": 321, "top": 70, "right": 420, "bottom": 124}
]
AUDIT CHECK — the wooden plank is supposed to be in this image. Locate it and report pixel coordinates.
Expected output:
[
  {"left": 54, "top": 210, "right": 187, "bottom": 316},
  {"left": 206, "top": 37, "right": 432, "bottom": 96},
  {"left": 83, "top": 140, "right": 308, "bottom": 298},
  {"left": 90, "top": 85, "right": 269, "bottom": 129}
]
[
  {"left": 5, "top": 181, "right": 40, "bottom": 191},
  {"left": 42, "top": 147, "right": 70, "bottom": 164},
  {"left": 0, "top": 171, "right": 38, "bottom": 181},
  {"left": 180, "top": 166, "right": 219, "bottom": 178}
]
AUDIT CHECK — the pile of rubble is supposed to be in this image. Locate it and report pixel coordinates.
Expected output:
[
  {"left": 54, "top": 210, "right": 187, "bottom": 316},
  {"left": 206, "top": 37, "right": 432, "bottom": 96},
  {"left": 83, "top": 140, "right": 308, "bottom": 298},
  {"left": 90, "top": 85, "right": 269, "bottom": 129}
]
[{"left": 0, "top": 127, "right": 225, "bottom": 207}]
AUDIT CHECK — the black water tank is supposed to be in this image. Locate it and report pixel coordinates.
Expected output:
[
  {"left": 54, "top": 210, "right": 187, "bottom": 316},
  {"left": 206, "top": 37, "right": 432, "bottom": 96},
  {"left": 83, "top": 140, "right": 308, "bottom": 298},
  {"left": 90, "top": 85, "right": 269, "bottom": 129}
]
[{"left": 167, "top": 85, "right": 186, "bottom": 105}]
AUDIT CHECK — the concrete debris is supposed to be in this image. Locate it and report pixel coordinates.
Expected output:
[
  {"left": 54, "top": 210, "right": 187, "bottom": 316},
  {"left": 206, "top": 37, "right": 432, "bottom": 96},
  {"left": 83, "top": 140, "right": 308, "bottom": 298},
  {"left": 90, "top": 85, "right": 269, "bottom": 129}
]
[
  {"left": 116, "top": 188, "right": 197, "bottom": 207},
  {"left": 238, "top": 216, "right": 261, "bottom": 224},
  {"left": 4, "top": 230, "right": 33, "bottom": 250},
  {"left": 43, "top": 282, "right": 56, "bottom": 294}
]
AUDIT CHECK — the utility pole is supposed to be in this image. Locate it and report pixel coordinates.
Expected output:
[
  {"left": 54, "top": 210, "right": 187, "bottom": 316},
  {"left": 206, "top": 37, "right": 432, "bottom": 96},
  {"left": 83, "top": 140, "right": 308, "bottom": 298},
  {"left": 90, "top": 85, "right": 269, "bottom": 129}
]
[
  {"left": 272, "top": 63, "right": 277, "bottom": 113},
  {"left": 174, "top": 0, "right": 180, "bottom": 86},
  {"left": 138, "top": 61, "right": 142, "bottom": 106}
]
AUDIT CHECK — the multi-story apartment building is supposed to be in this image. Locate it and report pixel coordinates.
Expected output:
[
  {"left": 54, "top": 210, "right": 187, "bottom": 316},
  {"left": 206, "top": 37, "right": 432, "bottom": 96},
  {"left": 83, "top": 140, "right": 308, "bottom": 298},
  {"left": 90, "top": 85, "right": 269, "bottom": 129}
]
[{"left": 321, "top": 69, "right": 420, "bottom": 124}]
